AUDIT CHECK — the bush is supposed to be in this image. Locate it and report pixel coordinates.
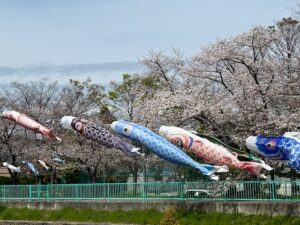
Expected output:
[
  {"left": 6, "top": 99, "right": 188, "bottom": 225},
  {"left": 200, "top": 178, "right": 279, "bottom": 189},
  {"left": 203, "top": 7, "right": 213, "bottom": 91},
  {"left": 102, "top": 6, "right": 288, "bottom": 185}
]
[{"left": 160, "top": 207, "right": 180, "bottom": 225}]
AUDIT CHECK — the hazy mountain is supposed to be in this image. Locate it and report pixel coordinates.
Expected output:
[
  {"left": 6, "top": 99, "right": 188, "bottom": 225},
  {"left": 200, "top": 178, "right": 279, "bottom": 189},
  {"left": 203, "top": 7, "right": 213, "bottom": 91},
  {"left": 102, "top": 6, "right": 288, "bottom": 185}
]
[{"left": 0, "top": 62, "right": 146, "bottom": 87}]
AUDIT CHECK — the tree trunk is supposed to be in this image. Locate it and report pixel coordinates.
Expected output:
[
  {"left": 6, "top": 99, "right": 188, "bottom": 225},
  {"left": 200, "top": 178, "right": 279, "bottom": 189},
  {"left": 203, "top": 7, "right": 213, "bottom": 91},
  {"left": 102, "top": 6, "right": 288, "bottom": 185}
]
[
  {"left": 132, "top": 160, "right": 139, "bottom": 196},
  {"left": 291, "top": 169, "right": 297, "bottom": 197},
  {"left": 51, "top": 166, "right": 56, "bottom": 184},
  {"left": 92, "top": 173, "right": 97, "bottom": 183}
]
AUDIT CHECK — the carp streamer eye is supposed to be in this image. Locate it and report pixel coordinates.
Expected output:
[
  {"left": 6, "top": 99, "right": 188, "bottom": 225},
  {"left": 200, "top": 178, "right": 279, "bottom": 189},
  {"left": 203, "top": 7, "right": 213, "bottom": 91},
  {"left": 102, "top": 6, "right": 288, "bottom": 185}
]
[
  {"left": 74, "top": 121, "right": 83, "bottom": 131},
  {"left": 123, "top": 125, "right": 132, "bottom": 135},
  {"left": 266, "top": 140, "right": 276, "bottom": 150},
  {"left": 175, "top": 139, "right": 183, "bottom": 147}
]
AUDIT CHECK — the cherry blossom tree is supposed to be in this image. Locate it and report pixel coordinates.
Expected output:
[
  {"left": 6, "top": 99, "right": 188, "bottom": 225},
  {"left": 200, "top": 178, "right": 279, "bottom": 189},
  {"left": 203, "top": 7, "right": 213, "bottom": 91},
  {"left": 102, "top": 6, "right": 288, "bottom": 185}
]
[
  {"left": 0, "top": 78, "right": 111, "bottom": 183},
  {"left": 133, "top": 19, "right": 300, "bottom": 180}
]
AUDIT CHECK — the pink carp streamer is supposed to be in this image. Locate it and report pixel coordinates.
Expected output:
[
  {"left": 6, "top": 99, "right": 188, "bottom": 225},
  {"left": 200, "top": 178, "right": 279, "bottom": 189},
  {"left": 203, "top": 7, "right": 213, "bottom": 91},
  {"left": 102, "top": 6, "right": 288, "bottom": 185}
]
[
  {"left": 159, "top": 126, "right": 273, "bottom": 179},
  {"left": 2, "top": 110, "right": 61, "bottom": 141},
  {"left": 38, "top": 160, "right": 50, "bottom": 170}
]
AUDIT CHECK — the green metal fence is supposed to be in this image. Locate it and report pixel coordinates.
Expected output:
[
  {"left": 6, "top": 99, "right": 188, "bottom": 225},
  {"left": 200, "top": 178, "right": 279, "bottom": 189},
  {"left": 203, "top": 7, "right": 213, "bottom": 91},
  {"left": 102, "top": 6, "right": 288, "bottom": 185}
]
[{"left": 0, "top": 181, "right": 299, "bottom": 201}]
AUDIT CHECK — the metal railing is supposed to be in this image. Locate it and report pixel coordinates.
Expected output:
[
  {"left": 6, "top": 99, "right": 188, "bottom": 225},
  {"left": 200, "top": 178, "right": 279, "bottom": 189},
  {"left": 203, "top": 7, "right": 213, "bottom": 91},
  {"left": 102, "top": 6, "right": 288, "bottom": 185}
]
[{"left": 0, "top": 181, "right": 299, "bottom": 201}]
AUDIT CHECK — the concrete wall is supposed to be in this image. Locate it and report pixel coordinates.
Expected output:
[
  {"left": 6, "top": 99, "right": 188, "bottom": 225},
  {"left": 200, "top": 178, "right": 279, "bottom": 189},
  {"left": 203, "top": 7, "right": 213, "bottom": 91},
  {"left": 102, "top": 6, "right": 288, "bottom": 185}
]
[{"left": 1, "top": 200, "right": 300, "bottom": 217}]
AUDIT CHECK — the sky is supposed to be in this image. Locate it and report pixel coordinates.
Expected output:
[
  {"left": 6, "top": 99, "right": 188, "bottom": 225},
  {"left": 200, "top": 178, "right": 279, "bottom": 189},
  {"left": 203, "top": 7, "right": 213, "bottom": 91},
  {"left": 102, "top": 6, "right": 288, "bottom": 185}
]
[{"left": 0, "top": 0, "right": 298, "bottom": 68}]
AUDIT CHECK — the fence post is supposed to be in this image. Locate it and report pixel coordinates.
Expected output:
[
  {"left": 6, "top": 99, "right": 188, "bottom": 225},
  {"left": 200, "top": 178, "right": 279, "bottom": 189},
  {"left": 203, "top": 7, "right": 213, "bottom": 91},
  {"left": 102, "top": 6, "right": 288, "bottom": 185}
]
[
  {"left": 142, "top": 182, "right": 145, "bottom": 201},
  {"left": 222, "top": 182, "right": 227, "bottom": 203},
  {"left": 271, "top": 181, "right": 275, "bottom": 201},
  {"left": 107, "top": 183, "right": 110, "bottom": 202},
  {"left": 29, "top": 185, "right": 32, "bottom": 201},
  {"left": 3, "top": 186, "right": 5, "bottom": 201},
  {"left": 75, "top": 184, "right": 79, "bottom": 201},
  {"left": 46, "top": 185, "right": 49, "bottom": 200},
  {"left": 180, "top": 182, "right": 184, "bottom": 200}
]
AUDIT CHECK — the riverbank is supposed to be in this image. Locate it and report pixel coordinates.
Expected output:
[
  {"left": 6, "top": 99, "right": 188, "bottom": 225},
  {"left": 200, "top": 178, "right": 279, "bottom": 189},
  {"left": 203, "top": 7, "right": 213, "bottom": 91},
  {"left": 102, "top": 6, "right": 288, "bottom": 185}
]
[
  {"left": 2, "top": 200, "right": 300, "bottom": 217},
  {"left": 0, "top": 207, "right": 299, "bottom": 225}
]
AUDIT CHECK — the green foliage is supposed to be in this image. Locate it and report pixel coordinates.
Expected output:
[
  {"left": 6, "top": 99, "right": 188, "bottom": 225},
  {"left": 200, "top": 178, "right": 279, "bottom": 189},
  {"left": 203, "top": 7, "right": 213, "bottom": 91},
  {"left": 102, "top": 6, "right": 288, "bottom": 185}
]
[
  {"left": 99, "top": 105, "right": 116, "bottom": 123},
  {"left": 149, "top": 162, "right": 164, "bottom": 181},
  {"left": 122, "top": 73, "right": 131, "bottom": 80},
  {"left": 277, "top": 17, "right": 299, "bottom": 27},
  {"left": 182, "top": 166, "right": 207, "bottom": 181},
  {"left": 0, "top": 177, "right": 12, "bottom": 185},
  {"left": 140, "top": 75, "right": 162, "bottom": 91},
  {"left": 18, "top": 175, "right": 37, "bottom": 185},
  {"left": 160, "top": 207, "right": 180, "bottom": 225},
  {"left": 109, "top": 73, "right": 136, "bottom": 99},
  {"left": 196, "top": 125, "right": 206, "bottom": 134},
  {"left": 63, "top": 170, "right": 91, "bottom": 184},
  {"left": 68, "top": 78, "right": 105, "bottom": 108},
  {"left": 108, "top": 90, "right": 119, "bottom": 100},
  {"left": 108, "top": 73, "right": 164, "bottom": 112},
  {"left": 108, "top": 73, "right": 141, "bottom": 109}
]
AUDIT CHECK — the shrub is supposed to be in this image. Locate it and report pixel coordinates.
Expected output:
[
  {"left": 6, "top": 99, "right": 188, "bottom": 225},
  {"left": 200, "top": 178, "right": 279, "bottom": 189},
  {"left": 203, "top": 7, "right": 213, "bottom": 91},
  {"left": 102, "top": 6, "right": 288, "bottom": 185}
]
[{"left": 160, "top": 206, "right": 180, "bottom": 225}]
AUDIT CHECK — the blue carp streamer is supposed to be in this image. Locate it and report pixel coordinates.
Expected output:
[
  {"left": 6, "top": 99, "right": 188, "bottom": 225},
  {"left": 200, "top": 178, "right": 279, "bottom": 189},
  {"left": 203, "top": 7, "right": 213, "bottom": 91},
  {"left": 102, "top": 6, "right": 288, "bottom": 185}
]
[{"left": 246, "top": 133, "right": 300, "bottom": 171}]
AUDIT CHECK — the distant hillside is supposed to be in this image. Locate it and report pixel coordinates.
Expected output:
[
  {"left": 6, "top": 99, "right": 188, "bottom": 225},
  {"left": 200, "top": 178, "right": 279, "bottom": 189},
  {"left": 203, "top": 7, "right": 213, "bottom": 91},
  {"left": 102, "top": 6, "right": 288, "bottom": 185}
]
[{"left": 0, "top": 62, "right": 146, "bottom": 87}]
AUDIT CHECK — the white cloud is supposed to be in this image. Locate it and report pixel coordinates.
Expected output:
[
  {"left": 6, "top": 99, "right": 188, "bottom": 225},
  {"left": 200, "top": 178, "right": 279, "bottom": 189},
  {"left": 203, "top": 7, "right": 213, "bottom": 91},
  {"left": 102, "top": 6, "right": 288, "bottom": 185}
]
[{"left": 0, "top": 62, "right": 146, "bottom": 87}]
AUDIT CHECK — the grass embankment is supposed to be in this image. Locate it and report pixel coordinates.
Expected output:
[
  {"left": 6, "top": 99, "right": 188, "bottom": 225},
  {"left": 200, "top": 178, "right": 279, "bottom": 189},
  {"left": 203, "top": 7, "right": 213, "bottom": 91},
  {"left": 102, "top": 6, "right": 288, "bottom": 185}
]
[
  {"left": 0, "top": 207, "right": 162, "bottom": 224},
  {"left": 0, "top": 206, "right": 299, "bottom": 225},
  {"left": 176, "top": 210, "right": 300, "bottom": 225}
]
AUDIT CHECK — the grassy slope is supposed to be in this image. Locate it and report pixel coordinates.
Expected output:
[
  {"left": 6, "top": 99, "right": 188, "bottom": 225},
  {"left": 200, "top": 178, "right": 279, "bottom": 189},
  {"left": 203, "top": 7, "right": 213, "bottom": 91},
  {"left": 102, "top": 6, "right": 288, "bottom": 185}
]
[
  {"left": 0, "top": 207, "right": 162, "bottom": 224},
  {"left": 177, "top": 211, "right": 300, "bottom": 225},
  {"left": 0, "top": 207, "right": 299, "bottom": 225}
]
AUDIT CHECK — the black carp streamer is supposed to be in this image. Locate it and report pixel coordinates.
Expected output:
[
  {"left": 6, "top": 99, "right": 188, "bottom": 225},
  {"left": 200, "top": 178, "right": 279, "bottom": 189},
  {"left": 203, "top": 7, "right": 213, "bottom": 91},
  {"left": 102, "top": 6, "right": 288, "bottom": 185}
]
[{"left": 60, "top": 116, "right": 143, "bottom": 156}]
